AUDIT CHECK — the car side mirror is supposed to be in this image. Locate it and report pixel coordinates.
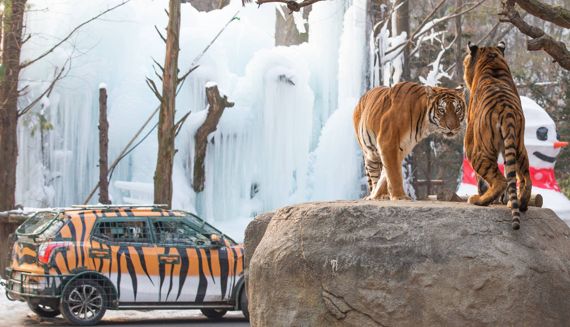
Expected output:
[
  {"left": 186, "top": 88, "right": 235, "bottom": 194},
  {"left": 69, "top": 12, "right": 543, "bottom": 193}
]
[{"left": 210, "top": 233, "right": 223, "bottom": 248}]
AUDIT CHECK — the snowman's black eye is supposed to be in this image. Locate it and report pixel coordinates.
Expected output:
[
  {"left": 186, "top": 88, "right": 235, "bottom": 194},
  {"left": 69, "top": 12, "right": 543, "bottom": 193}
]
[{"left": 536, "top": 127, "right": 548, "bottom": 141}]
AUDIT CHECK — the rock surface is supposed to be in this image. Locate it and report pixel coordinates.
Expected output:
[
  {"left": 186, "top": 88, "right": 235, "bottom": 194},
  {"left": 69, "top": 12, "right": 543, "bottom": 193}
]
[
  {"left": 247, "top": 201, "right": 570, "bottom": 327},
  {"left": 244, "top": 212, "right": 274, "bottom": 288}
]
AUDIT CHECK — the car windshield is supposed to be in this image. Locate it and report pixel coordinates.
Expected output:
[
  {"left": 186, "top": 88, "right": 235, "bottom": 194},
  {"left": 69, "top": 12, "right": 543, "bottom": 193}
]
[
  {"left": 16, "top": 211, "right": 60, "bottom": 237},
  {"left": 183, "top": 214, "right": 236, "bottom": 244}
]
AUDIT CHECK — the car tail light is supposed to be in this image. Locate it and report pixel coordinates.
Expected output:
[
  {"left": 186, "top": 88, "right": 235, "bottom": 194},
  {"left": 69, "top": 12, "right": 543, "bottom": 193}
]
[{"left": 38, "top": 242, "right": 70, "bottom": 264}]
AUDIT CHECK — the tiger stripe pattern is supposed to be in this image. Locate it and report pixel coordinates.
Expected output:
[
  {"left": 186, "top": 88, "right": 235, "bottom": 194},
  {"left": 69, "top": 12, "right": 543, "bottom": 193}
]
[
  {"left": 10, "top": 208, "right": 244, "bottom": 304},
  {"left": 463, "top": 41, "right": 532, "bottom": 230},
  {"left": 353, "top": 82, "right": 466, "bottom": 200}
]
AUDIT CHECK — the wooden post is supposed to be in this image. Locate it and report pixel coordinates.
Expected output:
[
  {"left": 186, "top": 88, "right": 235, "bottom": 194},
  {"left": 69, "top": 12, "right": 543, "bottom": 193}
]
[
  {"left": 98, "top": 85, "right": 111, "bottom": 204},
  {"left": 193, "top": 84, "right": 234, "bottom": 192},
  {"left": 426, "top": 141, "right": 433, "bottom": 195}
]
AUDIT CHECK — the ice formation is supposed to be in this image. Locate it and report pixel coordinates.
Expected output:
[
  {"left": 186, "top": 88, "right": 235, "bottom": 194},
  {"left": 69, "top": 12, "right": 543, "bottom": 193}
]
[{"left": 16, "top": 0, "right": 369, "bottom": 240}]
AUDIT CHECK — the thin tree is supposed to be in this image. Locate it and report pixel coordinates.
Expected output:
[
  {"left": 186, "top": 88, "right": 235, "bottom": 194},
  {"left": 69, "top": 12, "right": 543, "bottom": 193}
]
[
  {"left": 396, "top": 0, "right": 410, "bottom": 81},
  {"left": 148, "top": 0, "right": 181, "bottom": 208},
  {"left": 0, "top": 0, "right": 26, "bottom": 211}
]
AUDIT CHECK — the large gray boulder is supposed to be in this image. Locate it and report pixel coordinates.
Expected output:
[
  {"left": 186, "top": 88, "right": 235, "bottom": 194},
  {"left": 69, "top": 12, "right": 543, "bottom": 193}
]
[{"left": 247, "top": 201, "right": 570, "bottom": 327}]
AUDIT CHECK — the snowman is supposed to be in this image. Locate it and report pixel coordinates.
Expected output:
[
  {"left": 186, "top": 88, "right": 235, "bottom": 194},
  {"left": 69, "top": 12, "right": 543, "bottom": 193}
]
[{"left": 457, "top": 96, "right": 570, "bottom": 225}]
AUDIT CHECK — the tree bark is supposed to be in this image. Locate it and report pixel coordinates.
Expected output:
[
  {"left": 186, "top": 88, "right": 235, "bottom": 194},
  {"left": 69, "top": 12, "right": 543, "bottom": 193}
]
[
  {"left": 513, "top": 0, "right": 570, "bottom": 28},
  {"left": 154, "top": 0, "right": 180, "bottom": 208},
  {"left": 0, "top": 0, "right": 26, "bottom": 211},
  {"left": 193, "top": 84, "right": 233, "bottom": 192},
  {"left": 396, "top": 0, "right": 410, "bottom": 81},
  {"left": 98, "top": 86, "right": 110, "bottom": 204},
  {"left": 501, "top": 0, "right": 570, "bottom": 70},
  {"left": 454, "top": 0, "right": 463, "bottom": 84}
]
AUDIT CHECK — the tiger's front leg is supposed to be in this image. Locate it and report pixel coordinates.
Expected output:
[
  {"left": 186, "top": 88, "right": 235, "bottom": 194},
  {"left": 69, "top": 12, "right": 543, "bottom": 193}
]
[
  {"left": 380, "top": 144, "right": 411, "bottom": 201},
  {"left": 364, "top": 153, "right": 389, "bottom": 200}
]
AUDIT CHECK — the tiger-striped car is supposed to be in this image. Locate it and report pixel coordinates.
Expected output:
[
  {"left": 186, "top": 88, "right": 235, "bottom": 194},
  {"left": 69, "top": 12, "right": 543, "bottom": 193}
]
[{"left": 4, "top": 205, "right": 247, "bottom": 325}]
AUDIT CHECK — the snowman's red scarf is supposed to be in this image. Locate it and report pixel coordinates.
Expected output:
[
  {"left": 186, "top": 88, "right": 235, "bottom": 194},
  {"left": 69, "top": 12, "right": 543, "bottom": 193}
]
[{"left": 462, "top": 157, "right": 560, "bottom": 191}]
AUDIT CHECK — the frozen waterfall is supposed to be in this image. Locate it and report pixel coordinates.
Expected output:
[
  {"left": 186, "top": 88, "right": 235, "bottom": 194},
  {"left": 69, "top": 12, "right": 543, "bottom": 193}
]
[{"left": 16, "top": 0, "right": 368, "bottom": 240}]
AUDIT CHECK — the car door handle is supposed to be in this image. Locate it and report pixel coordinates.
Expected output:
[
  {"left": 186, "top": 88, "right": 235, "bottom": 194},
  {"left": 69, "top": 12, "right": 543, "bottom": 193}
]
[
  {"left": 89, "top": 248, "right": 111, "bottom": 259},
  {"left": 159, "top": 254, "right": 180, "bottom": 264}
]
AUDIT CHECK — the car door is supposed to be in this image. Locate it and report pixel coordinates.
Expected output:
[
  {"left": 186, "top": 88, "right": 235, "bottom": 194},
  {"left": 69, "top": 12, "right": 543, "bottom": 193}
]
[
  {"left": 91, "top": 218, "right": 158, "bottom": 303},
  {"left": 150, "top": 217, "right": 224, "bottom": 303}
]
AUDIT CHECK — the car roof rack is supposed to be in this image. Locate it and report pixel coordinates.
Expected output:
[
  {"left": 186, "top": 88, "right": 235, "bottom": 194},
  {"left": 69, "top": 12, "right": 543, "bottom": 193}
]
[{"left": 70, "top": 204, "right": 169, "bottom": 209}]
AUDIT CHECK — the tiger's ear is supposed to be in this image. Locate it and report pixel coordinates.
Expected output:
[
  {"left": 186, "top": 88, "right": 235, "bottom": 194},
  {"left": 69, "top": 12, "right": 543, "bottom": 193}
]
[
  {"left": 497, "top": 41, "right": 506, "bottom": 55},
  {"left": 456, "top": 84, "right": 467, "bottom": 98},
  {"left": 467, "top": 41, "right": 478, "bottom": 55},
  {"left": 456, "top": 84, "right": 465, "bottom": 94},
  {"left": 425, "top": 86, "right": 434, "bottom": 98}
]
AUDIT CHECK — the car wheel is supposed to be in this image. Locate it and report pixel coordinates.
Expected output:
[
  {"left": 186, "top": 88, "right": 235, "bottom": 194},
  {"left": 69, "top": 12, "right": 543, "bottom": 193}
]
[
  {"left": 60, "top": 279, "right": 107, "bottom": 326},
  {"left": 200, "top": 308, "right": 228, "bottom": 319},
  {"left": 28, "top": 302, "right": 61, "bottom": 318},
  {"left": 240, "top": 288, "right": 249, "bottom": 320}
]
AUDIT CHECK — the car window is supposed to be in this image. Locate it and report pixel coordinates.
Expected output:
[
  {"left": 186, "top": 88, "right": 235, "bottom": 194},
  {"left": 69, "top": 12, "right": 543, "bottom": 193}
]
[
  {"left": 16, "top": 212, "right": 60, "bottom": 236},
  {"left": 93, "top": 220, "right": 152, "bottom": 243},
  {"left": 152, "top": 219, "right": 210, "bottom": 246}
]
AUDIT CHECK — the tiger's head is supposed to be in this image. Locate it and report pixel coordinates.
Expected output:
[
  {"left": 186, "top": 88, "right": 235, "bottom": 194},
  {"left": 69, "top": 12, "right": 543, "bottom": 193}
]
[
  {"left": 463, "top": 41, "right": 506, "bottom": 90},
  {"left": 426, "top": 86, "right": 466, "bottom": 138}
]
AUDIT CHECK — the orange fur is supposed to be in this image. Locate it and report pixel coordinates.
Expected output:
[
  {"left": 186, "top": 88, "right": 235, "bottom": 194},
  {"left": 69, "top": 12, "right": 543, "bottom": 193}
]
[
  {"left": 463, "top": 42, "right": 532, "bottom": 230},
  {"left": 354, "top": 82, "right": 466, "bottom": 200}
]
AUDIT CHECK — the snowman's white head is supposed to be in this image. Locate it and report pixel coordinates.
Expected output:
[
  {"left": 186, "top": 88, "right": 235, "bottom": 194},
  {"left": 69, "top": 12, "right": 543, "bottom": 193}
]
[{"left": 521, "top": 97, "right": 568, "bottom": 168}]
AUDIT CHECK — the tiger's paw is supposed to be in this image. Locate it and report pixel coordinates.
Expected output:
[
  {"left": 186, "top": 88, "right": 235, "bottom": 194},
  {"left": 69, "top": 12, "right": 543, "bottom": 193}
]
[
  {"left": 366, "top": 194, "right": 390, "bottom": 201},
  {"left": 391, "top": 195, "right": 412, "bottom": 201},
  {"left": 468, "top": 195, "right": 485, "bottom": 206}
]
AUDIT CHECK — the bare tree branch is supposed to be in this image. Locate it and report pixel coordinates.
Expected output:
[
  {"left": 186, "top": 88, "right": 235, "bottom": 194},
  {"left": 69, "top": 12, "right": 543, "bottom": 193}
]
[
  {"left": 145, "top": 77, "right": 162, "bottom": 100},
  {"left": 174, "top": 110, "right": 191, "bottom": 137},
  {"left": 18, "top": 62, "right": 68, "bottom": 117},
  {"left": 154, "top": 25, "right": 167, "bottom": 43},
  {"left": 20, "top": 0, "right": 131, "bottom": 69},
  {"left": 513, "top": 0, "right": 570, "bottom": 28},
  {"left": 500, "top": 0, "right": 570, "bottom": 70},
  {"left": 386, "top": 0, "right": 487, "bottom": 58}
]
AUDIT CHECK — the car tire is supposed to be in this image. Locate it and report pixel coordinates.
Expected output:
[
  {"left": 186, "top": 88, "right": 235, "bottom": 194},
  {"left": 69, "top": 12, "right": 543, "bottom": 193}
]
[
  {"left": 28, "top": 302, "right": 61, "bottom": 318},
  {"left": 60, "top": 278, "right": 107, "bottom": 326},
  {"left": 240, "top": 288, "right": 249, "bottom": 320},
  {"left": 200, "top": 308, "right": 227, "bottom": 319}
]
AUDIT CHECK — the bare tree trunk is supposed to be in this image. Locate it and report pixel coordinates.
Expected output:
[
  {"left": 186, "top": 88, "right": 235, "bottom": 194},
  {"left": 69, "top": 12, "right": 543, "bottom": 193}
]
[
  {"left": 193, "top": 84, "right": 233, "bottom": 192},
  {"left": 0, "top": 0, "right": 26, "bottom": 211},
  {"left": 154, "top": 0, "right": 180, "bottom": 208},
  {"left": 98, "top": 86, "right": 110, "bottom": 204},
  {"left": 396, "top": 0, "right": 410, "bottom": 81},
  {"left": 455, "top": 0, "right": 463, "bottom": 84}
]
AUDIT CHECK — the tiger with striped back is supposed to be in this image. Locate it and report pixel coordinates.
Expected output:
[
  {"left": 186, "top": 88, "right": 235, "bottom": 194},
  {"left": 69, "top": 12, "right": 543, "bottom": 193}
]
[
  {"left": 353, "top": 82, "right": 466, "bottom": 201},
  {"left": 463, "top": 41, "right": 532, "bottom": 230}
]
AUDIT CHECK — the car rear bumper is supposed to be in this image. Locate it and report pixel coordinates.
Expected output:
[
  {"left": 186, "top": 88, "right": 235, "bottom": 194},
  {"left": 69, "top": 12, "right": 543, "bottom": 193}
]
[{"left": 4, "top": 268, "right": 65, "bottom": 301}]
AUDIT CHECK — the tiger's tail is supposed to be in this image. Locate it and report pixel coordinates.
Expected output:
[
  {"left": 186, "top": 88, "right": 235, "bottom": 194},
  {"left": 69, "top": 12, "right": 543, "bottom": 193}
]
[{"left": 501, "top": 113, "right": 520, "bottom": 230}]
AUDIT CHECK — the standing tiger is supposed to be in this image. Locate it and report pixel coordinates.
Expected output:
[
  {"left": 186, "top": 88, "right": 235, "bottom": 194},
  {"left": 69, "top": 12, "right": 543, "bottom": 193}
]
[
  {"left": 463, "top": 41, "right": 532, "bottom": 230},
  {"left": 353, "top": 82, "right": 466, "bottom": 201}
]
